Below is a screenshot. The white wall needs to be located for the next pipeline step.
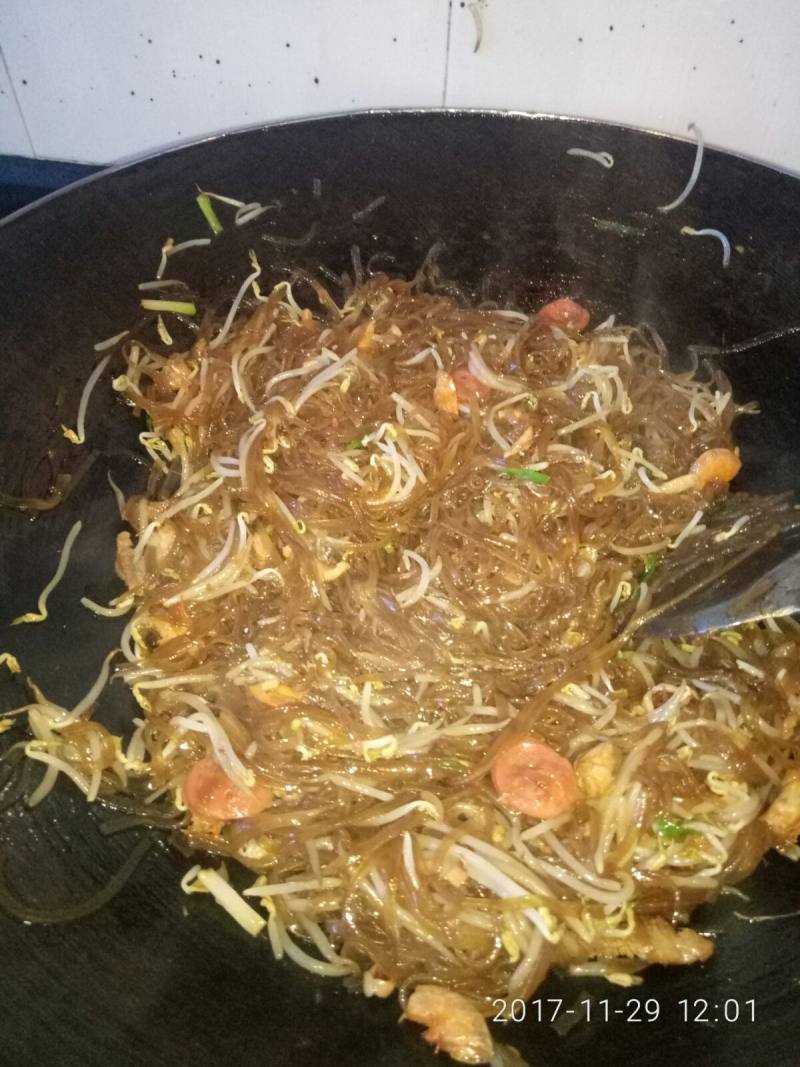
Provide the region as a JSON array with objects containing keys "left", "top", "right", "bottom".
[{"left": 1, "top": 0, "right": 798, "bottom": 171}]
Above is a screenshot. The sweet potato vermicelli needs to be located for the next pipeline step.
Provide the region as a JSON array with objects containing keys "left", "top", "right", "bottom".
[{"left": 7, "top": 261, "right": 800, "bottom": 1064}]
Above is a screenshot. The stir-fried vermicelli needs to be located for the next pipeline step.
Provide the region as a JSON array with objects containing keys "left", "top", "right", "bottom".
[{"left": 12, "top": 269, "right": 800, "bottom": 1064}]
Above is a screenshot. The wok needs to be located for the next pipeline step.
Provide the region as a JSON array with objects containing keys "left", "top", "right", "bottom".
[{"left": 0, "top": 110, "right": 798, "bottom": 1067}]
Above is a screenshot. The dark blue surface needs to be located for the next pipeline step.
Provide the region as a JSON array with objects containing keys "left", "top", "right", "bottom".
[{"left": 0, "top": 154, "right": 100, "bottom": 218}]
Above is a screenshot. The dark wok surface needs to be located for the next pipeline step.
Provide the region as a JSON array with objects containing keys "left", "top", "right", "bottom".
[{"left": 0, "top": 110, "right": 799, "bottom": 1067}]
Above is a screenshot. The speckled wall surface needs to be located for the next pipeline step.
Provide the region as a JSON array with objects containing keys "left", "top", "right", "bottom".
[{"left": 0, "top": 0, "right": 798, "bottom": 170}]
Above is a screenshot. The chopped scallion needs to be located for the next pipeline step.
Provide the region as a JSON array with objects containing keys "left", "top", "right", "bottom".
[
  {"left": 643, "top": 555, "right": 659, "bottom": 582},
  {"left": 140, "top": 299, "right": 197, "bottom": 316},
  {"left": 501, "top": 467, "right": 551, "bottom": 484},
  {"left": 196, "top": 192, "right": 224, "bottom": 235},
  {"left": 654, "top": 815, "right": 695, "bottom": 841}
]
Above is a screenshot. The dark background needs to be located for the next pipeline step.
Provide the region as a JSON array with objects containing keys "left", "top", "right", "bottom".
[{"left": 0, "top": 155, "right": 98, "bottom": 218}]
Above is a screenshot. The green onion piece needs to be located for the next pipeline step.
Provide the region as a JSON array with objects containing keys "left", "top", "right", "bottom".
[
  {"left": 140, "top": 299, "right": 197, "bottom": 316},
  {"left": 643, "top": 554, "right": 659, "bottom": 582},
  {"left": 438, "top": 756, "right": 469, "bottom": 772},
  {"left": 196, "top": 192, "right": 224, "bottom": 235},
  {"left": 346, "top": 432, "right": 368, "bottom": 449},
  {"left": 654, "top": 815, "right": 695, "bottom": 841},
  {"left": 502, "top": 467, "right": 551, "bottom": 484}
]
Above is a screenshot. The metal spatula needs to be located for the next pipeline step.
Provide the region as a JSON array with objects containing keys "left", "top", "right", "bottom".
[{"left": 621, "top": 493, "right": 800, "bottom": 639}]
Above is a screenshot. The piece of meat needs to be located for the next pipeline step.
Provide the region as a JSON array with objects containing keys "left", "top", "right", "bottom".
[
  {"left": 537, "top": 298, "right": 590, "bottom": 331},
  {"left": 183, "top": 757, "right": 272, "bottom": 821},
  {"left": 690, "top": 447, "right": 741, "bottom": 493},
  {"left": 115, "top": 530, "right": 140, "bottom": 588},
  {"left": 763, "top": 769, "right": 800, "bottom": 842},
  {"left": 491, "top": 736, "right": 579, "bottom": 818},
  {"left": 654, "top": 448, "right": 741, "bottom": 496},
  {"left": 405, "top": 986, "right": 493, "bottom": 1065},
  {"left": 553, "top": 916, "right": 714, "bottom": 967},
  {"left": 147, "top": 521, "right": 176, "bottom": 566}
]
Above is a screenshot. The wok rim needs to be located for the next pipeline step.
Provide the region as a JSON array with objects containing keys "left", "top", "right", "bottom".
[{"left": 2, "top": 106, "right": 798, "bottom": 233}]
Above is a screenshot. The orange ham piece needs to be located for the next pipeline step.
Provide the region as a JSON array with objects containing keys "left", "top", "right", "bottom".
[
  {"left": 653, "top": 447, "right": 742, "bottom": 496},
  {"left": 537, "top": 298, "right": 590, "bottom": 331},
  {"left": 690, "top": 447, "right": 741, "bottom": 488},
  {"left": 183, "top": 757, "right": 272, "bottom": 821},
  {"left": 491, "top": 737, "right": 579, "bottom": 818}
]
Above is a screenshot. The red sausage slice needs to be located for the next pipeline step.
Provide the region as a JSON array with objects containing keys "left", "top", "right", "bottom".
[
  {"left": 452, "top": 365, "right": 491, "bottom": 402},
  {"left": 491, "top": 737, "right": 579, "bottom": 819},
  {"left": 184, "top": 757, "right": 272, "bottom": 821},
  {"left": 537, "top": 298, "right": 590, "bottom": 332}
]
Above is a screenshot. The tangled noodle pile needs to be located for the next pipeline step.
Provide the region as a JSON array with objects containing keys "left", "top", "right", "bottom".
[{"left": 11, "top": 263, "right": 800, "bottom": 1064}]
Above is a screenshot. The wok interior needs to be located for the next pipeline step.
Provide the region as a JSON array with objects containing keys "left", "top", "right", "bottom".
[{"left": 1, "top": 113, "right": 799, "bottom": 1067}]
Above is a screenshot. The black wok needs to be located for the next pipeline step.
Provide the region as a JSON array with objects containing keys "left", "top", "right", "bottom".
[{"left": 0, "top": 111, "right": 798, "bottom": 1067}]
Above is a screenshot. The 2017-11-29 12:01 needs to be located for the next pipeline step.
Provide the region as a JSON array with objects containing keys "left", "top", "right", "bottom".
[{"left": 492, "top": 997, "right": 757, "bottom": 1024}]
